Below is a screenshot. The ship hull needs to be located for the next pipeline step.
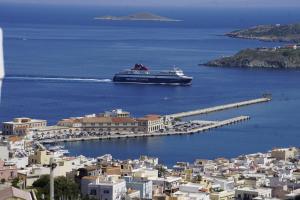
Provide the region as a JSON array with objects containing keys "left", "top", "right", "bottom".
[{"left": 113, "top": 76, "right": 192, "bottom": 85}]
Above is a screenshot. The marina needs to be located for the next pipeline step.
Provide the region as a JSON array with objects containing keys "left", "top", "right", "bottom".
[
  {"left": 1, "top": 5, "right": 300, "bottom": 200},
  {"left": 35, "top": 96, "right": 271, "bottom": 144},
  {"left": 40, "top": 115, "right": 250, "bottom": 144}
]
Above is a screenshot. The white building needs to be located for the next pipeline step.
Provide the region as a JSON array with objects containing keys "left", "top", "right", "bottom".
[
  {"left": 212, "top": 177, "right": 235, "bottom": 191},
  {"left": 104, "top": 109, "right": 130, "bottom": 118},
  {"left": 0, "top": 142, "right": 9, "bottom": 160},
  {"left": 150, "top": 176, "right": 182, "bottom": 193},
  {"left": 235, "top": 187, "right": 272, "bottom": 200},
  {"left": 132, "top": 168, "right": 158, "bottom": 179},
  {"left": 2, "top": 118, "right": 47, "bottom": 135},
  {"left": 173, "top": 189, "right": 210, "bottom": 200},
  {"left": 9, "top": 157, "right": 28, "bottom": 169},
  {"left": 179, "top": 182, "right": 203, "bottom": 193},
  {"left": 85, "top": 176, "right": 127, "bottom": 200},
  {"left": 125, "top": 176, "right": 153, "bottom": 199}
]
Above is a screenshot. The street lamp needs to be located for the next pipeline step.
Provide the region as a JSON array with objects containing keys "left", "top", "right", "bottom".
[{"left": 50, "top": 158, "right": 57, "bottom": 200}]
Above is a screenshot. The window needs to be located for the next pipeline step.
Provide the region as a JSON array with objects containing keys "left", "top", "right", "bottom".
[
  {"left": 103, "top": 190, "right": 110, "bottom": 194},
  {"left": 90, "top": 189, "right": 97, "bottom": 195}
]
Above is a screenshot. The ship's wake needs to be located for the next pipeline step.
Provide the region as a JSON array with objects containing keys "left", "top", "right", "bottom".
[{"left": 5, "top": 75, "right": 112, "bottom": 83}]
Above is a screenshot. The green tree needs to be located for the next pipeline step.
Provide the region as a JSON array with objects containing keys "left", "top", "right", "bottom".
[
  {"left": 194, "top": 175, "right": 202, "bottom": 182},
  {"left": 32, "top": 175, "right": 80, "bottom": 200},
  {"left": 32, "top": 175, "right": 49, "bottom": 188},
  {"left": 11, "top": 177, "right": 20, "bottom": 188}
]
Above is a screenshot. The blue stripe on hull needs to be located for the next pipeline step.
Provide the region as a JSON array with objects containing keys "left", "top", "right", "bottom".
[{"left": 113, "top": 76, "right": 192, "bottom": 85}]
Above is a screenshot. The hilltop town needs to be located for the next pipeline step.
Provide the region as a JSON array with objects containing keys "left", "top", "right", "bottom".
[
  {"left": 0, "top": 106, "right": 300, "bottom": 199},
  {"left": 0, "top": 133, "right": 299, "bottom": 199}
]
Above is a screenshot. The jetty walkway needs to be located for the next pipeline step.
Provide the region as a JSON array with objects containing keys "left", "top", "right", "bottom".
[
  {"left": 166, "top": 97, "right": 271, "bottom": 119},
  {"left": 40, "top": 115, "right": 250, "bottom": 144}
]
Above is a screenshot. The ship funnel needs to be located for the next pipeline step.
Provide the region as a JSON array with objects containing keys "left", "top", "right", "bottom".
[{"left": 0, "top": 28, "right": 4, "bottom": 102}]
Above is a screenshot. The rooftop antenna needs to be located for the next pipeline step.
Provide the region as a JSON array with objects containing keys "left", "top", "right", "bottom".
[{"left": 0, "top": 28, "right": 4, "bottom": 103}]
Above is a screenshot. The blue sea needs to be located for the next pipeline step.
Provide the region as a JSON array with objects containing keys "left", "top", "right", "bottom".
[{"left": 1, "top": 4, "right": 300, "bottom": 166}]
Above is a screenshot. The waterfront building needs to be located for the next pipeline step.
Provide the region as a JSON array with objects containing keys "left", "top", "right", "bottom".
[
  {"left": 2, "top": 118, "right": 47, "bottom": 135},
  {"left": 30, "top": 125, "right": 75, "bottom": 139},
  {"left": 104, "top": 109, "right": 130, "bottom": 118},
  {"left": 137, "top": 114, "right": 164, "bottom": 133},
  {"left": 82, "top": 116, "right": 139, "bottom": 133},
  {"left": 58, "top": 116, "right": 139, "bottom": 133},
  {"left": 57, "top": 117, "right": 82, "bottom": 129},
  {"left": 57, "top": 113, "right": 163, "bottom": 134}
]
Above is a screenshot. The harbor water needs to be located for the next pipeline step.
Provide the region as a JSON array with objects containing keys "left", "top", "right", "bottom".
[{"left": 0, "top": 4, "right": 300, "bottom": 165}]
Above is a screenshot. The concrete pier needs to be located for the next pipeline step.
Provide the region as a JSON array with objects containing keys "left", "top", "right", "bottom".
[
  {"left": 40, "top": 115, "right": 250, "bottom": 144},
  {"left": 166, "top": 97, "right": 271, "bottom": 119}
]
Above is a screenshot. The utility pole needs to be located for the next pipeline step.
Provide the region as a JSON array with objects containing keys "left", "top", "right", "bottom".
[{"left": 50, "top": 157, "right": 57, "bottom": 200}]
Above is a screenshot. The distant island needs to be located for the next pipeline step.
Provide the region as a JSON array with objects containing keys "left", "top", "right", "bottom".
[
  {"left": 226, "top": 23, "right": 300, "bottom": 42},
  {"left": 205, "top": 45, "right": 300, "bottom": 68},
  {"left": 94, "top": 12, "right": 182, "bottom": 22}
]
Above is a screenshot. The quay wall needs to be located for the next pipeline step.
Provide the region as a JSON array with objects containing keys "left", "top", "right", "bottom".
[
  {"left": 40, "top": 115, "right": 250, "bottom": 144},
  {"left": 166, "top": 97, "right": 271, "bottom": 119}
]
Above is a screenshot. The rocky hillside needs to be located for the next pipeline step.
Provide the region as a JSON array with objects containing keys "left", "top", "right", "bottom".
[
  {"left": 226, "top": 23, "right": 300, "bottom": 42},
  {"left": 205, "top": 47, "right": 300, "bottom": 68}
]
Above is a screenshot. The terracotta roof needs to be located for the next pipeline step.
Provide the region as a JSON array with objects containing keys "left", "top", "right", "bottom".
[
  {"left": 82, "top": 117, "right": 112, "bottom": 123},
  {"left": 85, "top": 165, "right": 99, "bottom": 171},
  {"left": 8, "top": 136, "right": 23, "bottom": 143},
  {"left": 111, "top": 117, "right": 137, "bottom": 123},
  {"left": 138, "top": 114, "right": 161, "bottom": 121},
  {"left": 82, "top": 176, "right": 99, "bottom": 180},
  {"left": 59, "top": 118, "right": 81, "bottom": 123},
  {"left": 0, "top": 186, "right": 32, "bottom": 200}
]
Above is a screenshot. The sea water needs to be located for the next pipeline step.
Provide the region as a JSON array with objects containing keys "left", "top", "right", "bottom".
[{"left": 0, "top": 4, "right": 300, "bottom": 165}]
